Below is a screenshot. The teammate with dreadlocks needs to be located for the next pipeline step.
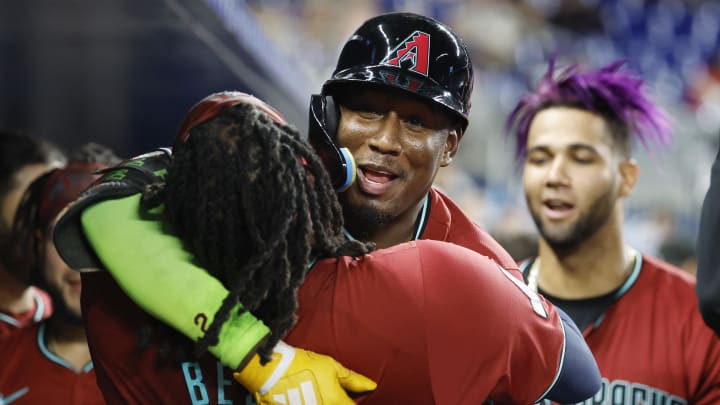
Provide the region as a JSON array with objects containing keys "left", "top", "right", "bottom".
[
  {"left": 56, "top": 92, "right": 600, "bottom": 404},
  {"left": 57, "top": 93, "right": 378, "bottom": 404},
  {"left": 0, "top": 131, "right": 65, "bottom": 337},
  {"left": 506, "top": 59, "right": 720, "bottom": 403},
  {"left": 140, "top": 101, "right": 372, "bottom": 358},
  {"left": 0, "top": 144, "right": 118, "bottom": 404}
]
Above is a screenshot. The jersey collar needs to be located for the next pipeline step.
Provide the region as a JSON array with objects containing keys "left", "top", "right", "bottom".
[
  {"left": 520, "top": 251, "right": 644, "bottom": 330},
  {"left": 520, "top": 250, "right": 643, "bottom": 299},
  {"left": 31, "top": 289, "right": 46, "bottom": 322},
  {"left": 0, "top": 289, "right": 47, "bottom": 327},
  {"left": 37, "top": 322, "right": 94, "bottom": 373}
]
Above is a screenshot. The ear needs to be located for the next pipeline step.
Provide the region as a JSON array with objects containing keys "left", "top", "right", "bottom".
[
  {"left": 618, "top": 158, "right": 639, "bottom": 197},
  {"left": 440, "top": 127, "right": 460, "bottom": 167}
]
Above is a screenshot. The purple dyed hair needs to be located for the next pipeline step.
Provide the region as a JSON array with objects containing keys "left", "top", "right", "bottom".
[{"left": 505, "top": 58, "right": 672, "bottom": 161}]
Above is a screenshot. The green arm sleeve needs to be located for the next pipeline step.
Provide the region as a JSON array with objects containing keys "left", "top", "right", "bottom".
[{"left": 80, "top": 194, "right": 270, "bottom": 369}]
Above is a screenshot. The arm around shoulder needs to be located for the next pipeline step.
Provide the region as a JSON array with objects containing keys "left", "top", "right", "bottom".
[
  {"left": 77, "top": 192, "right": 376, "bottom": 404},
  {"left": 541, "top": 307, "right": 601, "bottom": 403},
  {"left": 417, "top": 241, "right": 599, "bottom": 404}
]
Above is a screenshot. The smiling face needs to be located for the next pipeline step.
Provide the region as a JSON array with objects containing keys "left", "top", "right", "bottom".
[
  {"left": 523, "top": 106, "right": 636, "bottom": 250},
  {"left": 335, "top": 85, "right": 459, "bottom": 230}
]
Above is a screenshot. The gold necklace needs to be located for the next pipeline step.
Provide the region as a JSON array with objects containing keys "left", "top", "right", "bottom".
[
  {"left": 527, "top": 247, "right": 638, "bottom": 293},
  {"left": 527, "top": 259, "right": 541, "bottom": 293}
]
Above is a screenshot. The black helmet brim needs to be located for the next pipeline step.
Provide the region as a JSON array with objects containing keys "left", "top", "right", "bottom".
[{"left": 323, "top": 66, "right": 469, "bottom": 130}]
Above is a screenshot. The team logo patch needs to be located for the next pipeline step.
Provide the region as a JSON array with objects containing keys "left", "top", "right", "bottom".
[{"left": 381, "top": 31, "right": 431, "bottom": 76}]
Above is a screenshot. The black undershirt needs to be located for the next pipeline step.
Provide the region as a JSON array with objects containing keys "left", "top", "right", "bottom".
[
  {"left": 538, "top": 287, "right": 621, "bottom": 332},
  {"left": 523, "top": 258, "right": 622, "bottom": 331}
]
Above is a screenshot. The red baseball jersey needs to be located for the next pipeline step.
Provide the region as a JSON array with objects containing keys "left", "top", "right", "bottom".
[
  {"left": 528, "top": 254, "right": 720, "bottom": 405},
  {"left": 375, "top": 187, "right": 521, "bottom": 279},
  {"left": 0, "top": 322, "right": 103, "bottom": 404},
  {"left": 81, "top": 240, "right": 566, "bottom": 404},
  {"left": 0, "top": 287, "right": 53, "bottom": 338}
]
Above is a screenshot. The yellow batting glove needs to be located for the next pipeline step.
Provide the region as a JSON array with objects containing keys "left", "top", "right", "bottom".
[{"left": 234, "top": 341, "right": 376, "bottom": 405}]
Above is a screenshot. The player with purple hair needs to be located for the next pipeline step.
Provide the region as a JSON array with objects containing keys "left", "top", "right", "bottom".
[
  {"left": 506, "top": 59, "right": 720, "bottom": 403},
  {"left": 508, "top": 59, "right": 672, "bottom": 162}
]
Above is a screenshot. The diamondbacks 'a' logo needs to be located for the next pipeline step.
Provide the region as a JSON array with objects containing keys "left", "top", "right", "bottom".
[{"left": 381, "top": 31, "right": 431, "bottom": 76}]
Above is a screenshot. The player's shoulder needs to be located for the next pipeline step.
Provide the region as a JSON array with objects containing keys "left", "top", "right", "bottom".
[
  {"left": 0, "top": 322, "right": 38, "bottom": 349},
  {"left": 359, "top": 239, "right": 494, "bottom": 268},
  {"left": 636, "top": 254, "right": 699, "bottom": 314},
  {"left": 640, "top": 254, "right": 720, "bottom": 338},
  {"left": 640, "top": 254, "right": 695, "bottom": 290},
  {"left": 414, "top": 238, "right": 483, "bottom": 254},
  {"left": 429, "top": 188, "right": 519, "bottom": 268},
  {"left": 428, "top": 187, "right": 471, "bottom": 225},
  {"left": 413, "top": 239, "right": 502, "bottom": 278}
]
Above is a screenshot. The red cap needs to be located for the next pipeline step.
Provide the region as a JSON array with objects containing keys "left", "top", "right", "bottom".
[
  {"left": 174, "top": 91, "right": 287, "bottom": 146},
  {"left": 37, "top": 161, "right": 105, "bottom": 229}
]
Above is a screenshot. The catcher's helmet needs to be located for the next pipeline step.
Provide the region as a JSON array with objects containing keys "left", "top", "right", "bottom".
[{"left": 309, "top": 12, "right": 473, "bottom": 191}]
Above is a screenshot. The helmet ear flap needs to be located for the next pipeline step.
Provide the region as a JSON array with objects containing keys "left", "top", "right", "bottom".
[
  {"left": 322, "top": 95, "right": 339, "bottom": 139},
  {"left": 308, "top": 94, "right": 356, "bottom": 192}
]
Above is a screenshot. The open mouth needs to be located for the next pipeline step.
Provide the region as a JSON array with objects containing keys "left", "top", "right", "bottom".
[
  {"left": 357, "top": 165, "right": 399, "bottom": 196},
  {"left": 542, "top": 199, "right": 574, "bottom": 220}
]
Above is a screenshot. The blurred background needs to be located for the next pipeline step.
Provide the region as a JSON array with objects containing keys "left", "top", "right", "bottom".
[{"left": 2, "top": 0, "right": 717, "bottom": 273}]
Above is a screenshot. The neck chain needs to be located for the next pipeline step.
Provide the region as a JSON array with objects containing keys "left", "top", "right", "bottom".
[
  {"left": 527, "top": 247, "right": 638, "bottom": 293},
  {"left": 527, "top": 259, "right": 541, "bottom": 293}
]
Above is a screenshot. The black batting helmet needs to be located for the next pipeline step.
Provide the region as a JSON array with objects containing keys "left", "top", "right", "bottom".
[{"left": 326, "top": 12, "right": 473, "bottom": 127}]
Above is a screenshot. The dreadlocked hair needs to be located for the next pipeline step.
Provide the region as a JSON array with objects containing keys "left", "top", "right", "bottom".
[{"left": 141, "top": 103, "right": 373, "bottom": 361}]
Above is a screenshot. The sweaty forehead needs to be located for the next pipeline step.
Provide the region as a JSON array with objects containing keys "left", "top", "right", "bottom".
[{"left": 527, "top": 107, "right": 614, "bottom": 150}]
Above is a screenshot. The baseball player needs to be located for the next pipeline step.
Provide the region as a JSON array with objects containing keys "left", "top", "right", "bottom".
[
  {"left": 0, "top": 159, "right": 106, "bottom": 404},
  {"left": 0, "top": 132, "right": 64, "bottom": 337},
  {"left": 56, "top": 95, "right": 600, "bottom": 404},
  {"left": 56, "top": 93, "right": 379, "bottom": 405},
  {"left": 306, "top": 12, "right": 521, "bottom": 280},
  {"left": 506, "top": 59, "right": 720, "bottom": 404}
]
